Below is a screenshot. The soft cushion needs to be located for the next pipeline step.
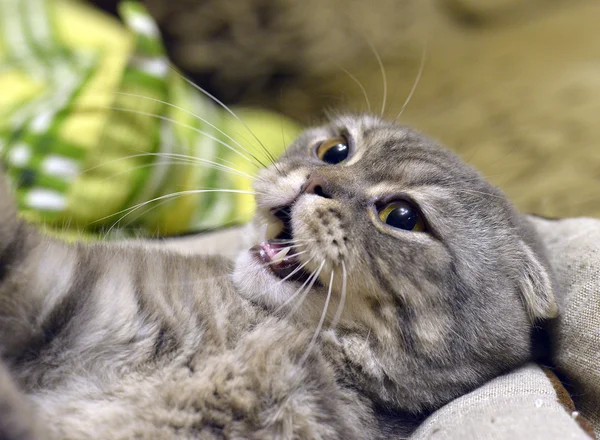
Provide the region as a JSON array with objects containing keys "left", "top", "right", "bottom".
[
  {"left": 409, "top": 364, "right": 591, "bottom": 440},
  {"left": 534, "top": 217, "right": 600, "bottom": 438}
]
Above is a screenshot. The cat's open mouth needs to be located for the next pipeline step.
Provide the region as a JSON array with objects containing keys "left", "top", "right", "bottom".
[{"left": 252, "top": 206, "right": 313, "bottom": 283}]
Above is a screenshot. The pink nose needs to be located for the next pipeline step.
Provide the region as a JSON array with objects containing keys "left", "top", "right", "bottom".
[{"left": 302, "top": 174, "right": 332, "bottom": 199}]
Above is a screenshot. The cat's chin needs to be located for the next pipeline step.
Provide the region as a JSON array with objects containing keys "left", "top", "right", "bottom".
[{"left": 232, "top": 248, "right": 310, "bottom": 309}]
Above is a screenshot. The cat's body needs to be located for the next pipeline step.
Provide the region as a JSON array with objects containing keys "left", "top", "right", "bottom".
[
  {"left": 0, "top": 234, "right": 375, "bottom": 439},
  {"left": 0, "top": 115, "right": 558, "bottom": 439}
]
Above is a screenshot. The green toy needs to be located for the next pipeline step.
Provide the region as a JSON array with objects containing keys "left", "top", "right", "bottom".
[{"left": 0, "top": 0, "right": 300, "bottom": 238}]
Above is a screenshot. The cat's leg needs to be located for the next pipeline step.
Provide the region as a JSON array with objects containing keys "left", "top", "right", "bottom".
[
  {"left": 0, "top": 359, "right": 45, "bottom": 440},
  {"left": 0, "top": 173, "right": 50, "bottom": 360},
  {"left": 0, "top": 171, "right": 242, "bottom": 387}
]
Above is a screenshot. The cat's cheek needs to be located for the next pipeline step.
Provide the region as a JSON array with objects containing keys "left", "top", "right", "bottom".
[
  {"left": 253, "top": 168, "right": 308, "bottom": 211},
  {"left": 232, "top": 250, "right": 296, "bottom": 308}
]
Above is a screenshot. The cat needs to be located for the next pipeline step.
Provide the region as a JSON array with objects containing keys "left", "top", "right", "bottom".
[{"left": 0, "top": 114, "right": 558, "bottom": 439}]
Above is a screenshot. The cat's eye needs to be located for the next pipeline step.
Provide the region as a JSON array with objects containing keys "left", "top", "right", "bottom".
[
  {"left": 378, "top": 200, "right": 425, "bottom": 232},
  {"left": 315, "top": 136, "right": 349, "bottom": 164}
]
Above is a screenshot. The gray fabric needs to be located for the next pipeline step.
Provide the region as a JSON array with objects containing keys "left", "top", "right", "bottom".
[
  {"left": 534, "top": 217, "right": 600, "bottom": 438},
  {"left": 410, "top": 364, "right": 588, "bottom": 440}
]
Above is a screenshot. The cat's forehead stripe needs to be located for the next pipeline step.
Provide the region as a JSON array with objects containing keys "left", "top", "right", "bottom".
[
  {"left": 351, "top": 150, "right": 463, "bottom": 189},
  {"left": 344, "top": 146, "right": 366, "bottom": 166},
  {"left": 366, "top": 183, "right": 455, "bottom": 201}
]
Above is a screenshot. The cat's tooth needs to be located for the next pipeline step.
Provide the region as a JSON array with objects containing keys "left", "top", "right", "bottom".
[
  {"left": 266, "top": 220, "right": 283, "bottom": 240},
  {"left": 272, "top": 246, "right": 291, "bottom": 264}
]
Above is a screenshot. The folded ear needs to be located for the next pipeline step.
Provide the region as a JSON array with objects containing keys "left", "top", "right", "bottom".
[{"left": 518, "top": 241, "right": 559, "bottom": 322}]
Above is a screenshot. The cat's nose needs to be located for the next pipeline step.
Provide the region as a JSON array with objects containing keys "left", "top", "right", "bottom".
[{"left": 302, "top": 174, "right": 332, "bottom": 199}]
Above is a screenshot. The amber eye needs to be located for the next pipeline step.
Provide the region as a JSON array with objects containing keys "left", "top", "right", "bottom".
[
  {"left": 378, "top": 200, "right": 425, "bottom": 232},
  {"left": 315, "top": 136, "right": 349, "bottom": 164}
]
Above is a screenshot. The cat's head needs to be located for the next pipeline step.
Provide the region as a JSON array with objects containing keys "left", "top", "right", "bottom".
[{"left": 233, "top": 114, "right": 558, "bottom": 414}]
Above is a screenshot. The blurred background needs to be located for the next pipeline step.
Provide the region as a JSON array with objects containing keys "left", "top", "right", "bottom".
[{"left": 90, "top": 0, "right": 600, "bottom": 219}]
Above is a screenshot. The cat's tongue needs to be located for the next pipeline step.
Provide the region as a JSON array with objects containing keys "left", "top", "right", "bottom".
[{"left": 254, "top": 241, "right": 300, "bottom": 280}]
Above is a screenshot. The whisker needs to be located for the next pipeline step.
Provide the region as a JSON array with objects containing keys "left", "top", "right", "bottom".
[
  {"left": 173, "top": 217, "right": 256, "bottom": 248},
  {"left": 258, "top": 235, "right": 318, "bottom": 245},
  {"left": 299, "top": 268, "right": 334, "bottom": 365},
  {"left": 80, "top": 151, "right": 269, "bottom": 195},
  {"left": 394, "top": 38, "right": 428, "bottom": 123},
  {"left": 98, "top": 188, "right": 259, "bottom": 238},
  {"left": 274, "top": 259, "right": 318, "bottom": 313},
  {"left": 279, "top": 260, "right": 324, "bottom": 317},
  {"left": 113, "top": 196, "right": 176, "bottom": 233},
  {"left": 286, "top": 261, "right": 325, "bottom": 318},
  {"left": 170, "top": 67, "right": 281, "bottom": 171},
  {"left": 278, "top": 250, "right": 310, "bottom": 260},
  {"left": 100, "top": 105, "right": 263, "bottom": 169},
  {"left": 336, "top": 64, "right": 372, "bottom": 114},
  {"left": 249, "top": 249, "right": 309, "bottom": 264},
  {"left": 90, "top": 157, "right": 255, "bottom": 183},
  {"left": 113, "top": 189, "right": 260, "bottom": 221},
  {"left": 113, "top": 91, "right": 271, "bottom": 169},
  {"left": 330, "top": 261, "right": 347, "bottom": 330},
  {"left": 79, "top": 152, "right": 206, "bottom": 175},
  {"left": 276, "top": 258, "right": 314, "bottom": 285},
  {"left": 108, "top": 190, "right": 257, "bottom": 236},
  {"left": 365, "top": 39, "right": 387, "bottom": 117}
]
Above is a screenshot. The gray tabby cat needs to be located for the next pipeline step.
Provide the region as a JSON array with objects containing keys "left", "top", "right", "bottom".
[{"left": 0, "top": 114, "right": 558, "bottom": 440}]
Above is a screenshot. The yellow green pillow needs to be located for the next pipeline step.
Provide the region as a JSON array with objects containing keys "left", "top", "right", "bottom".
[{"left": 0, "top": 0, "right": 299, "bottom": 238}]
